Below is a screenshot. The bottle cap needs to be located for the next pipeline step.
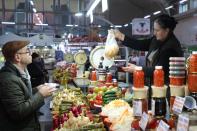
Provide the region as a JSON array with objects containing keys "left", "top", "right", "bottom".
[
  {"left": 192, "top": 51, "right": 197, "bottom": 54},
  {"left": 135, "top": 66, "right": 142, "bottom": 70},
  {"left": 155, "top": 66, "right": 163, "bottom": 69}
]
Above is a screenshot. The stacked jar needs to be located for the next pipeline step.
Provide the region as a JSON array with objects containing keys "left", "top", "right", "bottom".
[
  {"left": 187, "top": 51, "right": 197, "bottom": 102},
  {"left": 131, "top": 66, "right": 148, "bottom": 130},
  {"left": 149, "top": 66, "right": 168, "bottom": 130},
  {"left": 169, "top": 57, "right": 186, "bottom": 114}
]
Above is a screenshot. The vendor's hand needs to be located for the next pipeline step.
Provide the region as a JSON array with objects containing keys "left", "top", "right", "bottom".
[
  {"left": 38, "top": 85, "right": 55, "bottom": 97},
  {"left": 113, "top": 29, "right": 125, "bottom": 41},
  {"left": 122, "top": 63, "right": 137, "bottom": 73}
]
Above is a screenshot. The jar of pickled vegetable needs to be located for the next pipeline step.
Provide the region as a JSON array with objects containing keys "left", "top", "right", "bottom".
[
  {"left": 133, "top": 66, "right": 144, "bottom": 88},
  {"left": 154, "top": 66, "right": 164, "bottom": 87}
]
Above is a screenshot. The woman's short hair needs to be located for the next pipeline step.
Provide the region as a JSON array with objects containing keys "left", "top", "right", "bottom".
[{"left": 154, "top": 14, "right": 178, "bottom": 31}]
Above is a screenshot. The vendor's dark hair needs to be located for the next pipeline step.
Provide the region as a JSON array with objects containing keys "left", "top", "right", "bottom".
[{"left": 154, "top": 14, "right": 178, "bottom": 31}]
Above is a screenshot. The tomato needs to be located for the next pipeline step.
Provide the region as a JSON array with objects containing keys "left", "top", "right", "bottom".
[{"left": 96, "top": 94, "right": 103, "bottom": 101}]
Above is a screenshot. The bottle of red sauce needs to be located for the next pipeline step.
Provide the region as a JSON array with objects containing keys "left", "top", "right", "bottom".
[
  {"left": 133, "top": 66, "right": 144, "bottom": 88},
  {"left": 154, "top": 66, "right": 164, "bottom": 87}
]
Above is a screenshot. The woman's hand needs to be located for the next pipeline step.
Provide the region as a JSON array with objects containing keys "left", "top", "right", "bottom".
[
  {"left": 122, "top": 63, "right": 137, "bottom": 73},
  {"left": 113, "top": 29, "right": 125, "bottom": 41}
]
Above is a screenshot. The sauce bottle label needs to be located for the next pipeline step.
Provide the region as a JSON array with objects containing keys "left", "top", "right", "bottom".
[
  {"left": 156, "top": 120, "right": 170, "bottom": 131},
  {"left": 151, "top": 99, "right": 155, "bottom": 116},
  {"left": 172, "top": 96, "right": 185, "bottom": 115},
  {"left": 177, "top": 114, "right": 189, "bottom": 131},
  {"left": 133, "top": 100, "right": 142, "bottom": 116},
  {"left": 139, "top": 112, "right": 149, "bottom": 130}
]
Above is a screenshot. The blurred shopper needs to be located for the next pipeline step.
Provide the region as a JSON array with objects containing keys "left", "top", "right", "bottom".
[
  {"left": 114, "top": 14, "right": 183, "bottom": 85},
  {"left": 0, "top": 41, "right": 54, "bottom": 131},
  {"left": 28, "top": 53, "right": 48, "bottom": 87}
]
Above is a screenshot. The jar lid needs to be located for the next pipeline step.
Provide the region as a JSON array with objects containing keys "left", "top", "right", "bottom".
[
  {"left": 169, "top": 66, "right": 185, "bottom": 70},
  {"left": 192, "top": 51, "right": 197, "bottom": 54},
  {"left": 169, "top": 71, "right": 185, "bottom": 74},
  {"left": 169, "top": 57, "right": 185, "bottom": 61},
  {"left": 155, "top": 66, "right": 163, "bottom": 69},
  {"left": 135, "top": 66, "right": 142, "bottom": 70},
  {"left": 169, "top": 62, "right": 185, "bottom": 65}
]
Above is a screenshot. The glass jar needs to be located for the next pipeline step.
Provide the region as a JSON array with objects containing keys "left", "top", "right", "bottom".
[
  {"left": 106, "top": 72, "right": 112, "bottom": 83},
  {"left": 168, "top": 114, "right": 177, "bottom": 130},
  {"left": 131, "top": 117, "right": 141, "bottom": 130},
  {"left": 152, "top": 97, "right": 166, "bottom": 117},
  {"left": 90, "top": 71, "right": 97, "bottom": 81},
  {"left": 188, "top": 73, "right": 197, "bottom": 93},
  {"left": 133, "top": 66, "right": 144, "bottom": 88},
  {"left": 147, "top": 116, "right": 167, "bottom": 130},
  {"left": 188, "top": 51, "right": 197, "bottom": 73},
  {"left": 154, "top": 66, "right": 164, "bottom": 87},
  {"left": 112, "top": 79, "right": 118, "bottom": 87},
  {"left": 170, "top": 96, "right": 175, "bottom": 113}
]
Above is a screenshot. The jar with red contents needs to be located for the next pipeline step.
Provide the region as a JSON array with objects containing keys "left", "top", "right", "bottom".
[
  {"left": 168, "top": 114, "right": 178, "bottom": 130},
  {"left": 133, "top": 99, "right": 148, "bottom": 117},
  {"left": 188, "top": 73, "right": 197, "bottom": 93},
  {"left": 147, "top": 116, "right": 168, "bottom": 129},
  {"left": 188, "top": 51, "right": 197, "bottom": 73},
  {"left": 170, "top": 96, "right": 175, "bottom": 113},
  {"left": 133, "top": 66, "right": 144, "bottom": 88},
  {"left": 106, "top": 72, "right": 112, "bottom": 83},
  {"left": 90, "top": 70, "right": 97, "bottom": 81},
  {"left": 154, "top": 66, "right": 164, "bottom": 87},
  {"left": 131, "top": 117, "right": 141, "bottom": 130}
]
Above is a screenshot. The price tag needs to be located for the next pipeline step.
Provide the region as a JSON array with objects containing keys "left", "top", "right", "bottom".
[
  {"left": 177, "top": 114, "right": 189, "bottom": 131},
  {"left": 139, "top": 112, "right": 149, "bottom": 130},
  {"left": 156, "top": 120, "right": 170, "bottom": 131},
  {"left": 172, "top": 96, "right": 185, "bottom": 114},
  {"left": 151, "top": 99, "right": 155, "bottom": 116},
  {"left": 133, "top": 100, "right": 142, "bottom": 116}
]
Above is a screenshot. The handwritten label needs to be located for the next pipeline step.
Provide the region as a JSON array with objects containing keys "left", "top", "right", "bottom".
[
  {"left": 156, "top": 120, "right": 170, "bottom": 131},
  {"left": 139, "top": 112, "right": 149, "bottom": 130},
  {"left": 151, "top": 99, "right": 155, "bottom": 116},
  {"left": 177, "top": 114, "right": 189, "bottom": 131},
  {"left": 172, "top": 96, "right": 185, "bottom": 114},
  {"left": 133, "top": 100, "right": 142, "bottom": 116}
]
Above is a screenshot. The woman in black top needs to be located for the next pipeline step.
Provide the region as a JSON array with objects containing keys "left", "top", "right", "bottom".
[{"left": 114, "top": 14, "right": 183, "bottom": 85}]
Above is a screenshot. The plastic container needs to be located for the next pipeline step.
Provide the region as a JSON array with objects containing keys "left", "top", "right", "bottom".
[
  {"left": 169, "top": 76, "right": 185, "bottom": 86},
  {"left": 169, "top": 57, "right": 185, "bottom": 62},
  {"left": 133, "top": 66, "right": 144, "bottom": 88},
  {"left": 188, "top": 73, "right": 197, "bottom": 93},
  {"left": 154, "top": 66, "right": 164, "bottom": 87}
]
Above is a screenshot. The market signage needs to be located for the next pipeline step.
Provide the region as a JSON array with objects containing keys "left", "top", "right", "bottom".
[{"left": 132, "top": 18, "right": 150, "bottom": 35}]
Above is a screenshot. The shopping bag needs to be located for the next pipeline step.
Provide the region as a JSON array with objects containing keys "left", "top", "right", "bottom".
[{"left": 105, "top": 29, "right": 119, "bottom": 59}]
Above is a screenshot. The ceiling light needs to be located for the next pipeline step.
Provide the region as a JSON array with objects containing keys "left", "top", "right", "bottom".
[
  {"left": 1, "top": 21, "right": 15, "bottom": 25},
  {"left": 165, "top": 5, "right": 173, "bottom": 10},
  {"left": 115, "top": 25, "right": 122, "bottom": 28},
  {"left": 130, "top": 22, "right": 132, "bottom": 25},
  {"left": 110, "top": 25, "right": 114, "bottom": 28},
  {"left": 75, "top": 12, "right": 83, "bottom": 17},
  {"left": 30, "top": 0, "right": 34, "bottom": 6},
  {"left": 33, "top": 8, "right": 37, "bottom": 13},
  {"left": 90, "top": 11, "right": 93, "bottom": 23},
  {"left": 98, "top": 25, "right": 101, "bottom": 27},
  {"left": 179, "top": 0, "right": 187, "bottom": 4},
  {"left": 144, "top": 15, "right": 150, "bottom": 19},
  {"left": 124, "top": 24, "right": 128, "bottom": 27},
  {"left": 66, "top": 24, "right": 74, "bottom": 27},
  {"left": 74, "top": 25, "right": 78, "bottom": 27},
  {"left": 35, "top": 23, "right": 48, "bottom": 26},
  {"left": 87, "top": 0, "right": 101, "bottom": 16},
  {"left": 153, "top": 11, "right": 161, "bottom": 15},
  {"left": 102, "top": 0, "right": 108, "bottom": 12}
]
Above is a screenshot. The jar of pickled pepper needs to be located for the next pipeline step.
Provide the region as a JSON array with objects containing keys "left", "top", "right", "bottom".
[
  {"left": 154, "top": 66, "right": 164, "bottom": 87},
  {"left": 133, "top": 66, "right": 144, "bottom": 88}
]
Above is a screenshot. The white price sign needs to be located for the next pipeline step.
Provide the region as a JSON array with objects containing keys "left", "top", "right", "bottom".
[
  {"left": 151, "top": 99, "right": 155, "bottom": 116},
  {"left": 133, "top": 100, "right": 142, "bottom": 116},
  {"left": 177, "top": 114, "right": 189, "bottom": 131},
  {"left": 156, "top": 120, "right": 170, "bottom": 131},
  {"left": 172, "top": 96, "right": 185, "bottom": 114},
  {"left": 132, "top": 18, "right": 150, "bottom": 35},
  {"left": 139, "top": 112, "right": 149, "bottom": 130}
]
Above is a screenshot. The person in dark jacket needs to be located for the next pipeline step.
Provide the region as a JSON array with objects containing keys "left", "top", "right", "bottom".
[
  {"left": 28, "top": 53, "right": 48, "bottom": 88},
  {"left": 114, "top": 14, "right": 183, "bottom": 85},
  {"left": 0, "top": 41, "right": 54, "bottom": 131},
  {"left": 114, "top": 14, "right": 183, "bottom": 107}
]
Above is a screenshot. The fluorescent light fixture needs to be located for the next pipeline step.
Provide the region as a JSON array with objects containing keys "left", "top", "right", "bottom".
[
  {"left": 179, "top": 0, "right": 187, "bottom": 4},
  {"left": 86, "top": 0, "right": 101, "bottom": 16},
  {"left": 153, "top": 11, "right": 161, "bottom": 15},
  {"left": 130, "top": 22, "right": 132, "bottom": 25},
  {"left": 66, "top": 24, "right": 74, "bottom": 27},
  {"left": 124, "top": 24, "right": 128, "bottom": 27},
  {"left": 90, "top": 11, "right": 93, "bottom": 23},
  {"left": 98, "top": 25, "right": 101, "bottom": 27},
  {"left": 1, "top": 21, "right": 15, "bottom": 25},
  {"left": 102, "top": 0, "right": 108, "bottom": 12},
  {"left": 75, "top": 12, "right": 83, "bottom": 17},
  {"left": 115, "top": 25, "right": 122, "bottom": 28},
  {"left": 35, "top": 23, "right": 48, "bottom": 26},
  {"left": 144, "top": 15, "right": 150, "bottom": 19},
  {"left": 33, "top": 8, "right": 37, "bottom": 13},
  {"left": 110, "top": 25, "right": 114, "bottom": 28},
  {"left": 30, "top": 0, "right": 34, "bottom": 6},
  {"left": 74, "top": 25, "right": 78, "bottom": 27},
  {"left": 165, "top": 5, "right": 173, "bottom": 10}
]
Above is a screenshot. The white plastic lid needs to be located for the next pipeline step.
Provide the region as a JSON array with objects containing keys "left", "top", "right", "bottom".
[
  {"left": 192, "top": 51, "right": 197, "bottom": 54},
  {"left": 169, "top": 57, "right": 185, "bottom": 61},
  {"left": 155, "top": 66, "right": 163, "bottom": 69},
  {"left": 135, "top": 66, "right": 142, "bottom": 70}
]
